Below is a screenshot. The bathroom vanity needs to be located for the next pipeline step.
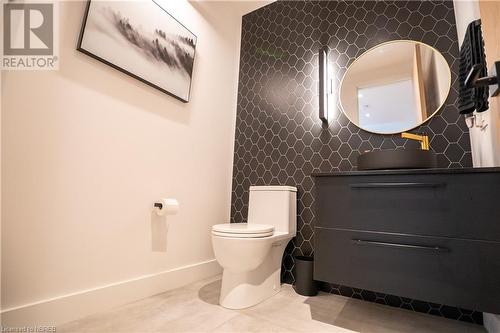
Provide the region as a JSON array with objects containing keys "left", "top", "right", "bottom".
[{"left": 313, "top": 167, "right": 500, "bottom": 314}]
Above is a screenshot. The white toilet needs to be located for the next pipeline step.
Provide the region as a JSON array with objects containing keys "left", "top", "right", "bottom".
[{"left": 211, "top": 186, "right": 297, "bottom": 309}]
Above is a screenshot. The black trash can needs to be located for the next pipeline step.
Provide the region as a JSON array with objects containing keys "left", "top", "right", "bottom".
[{"left": 293, "top": 256, "right": 318, "bottom": 296}]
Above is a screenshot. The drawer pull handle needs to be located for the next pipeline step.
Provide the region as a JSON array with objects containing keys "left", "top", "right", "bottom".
[
  {"left": 352, "top": 239, "right": 449, "bottom": 252},
  {"left": 350, "top": 182, "right": 445, "bottom": 189}
]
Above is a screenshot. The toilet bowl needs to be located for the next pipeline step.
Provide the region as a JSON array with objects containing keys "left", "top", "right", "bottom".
[{"left": 211, "top": 186, "right": 297, "bottom": 309}]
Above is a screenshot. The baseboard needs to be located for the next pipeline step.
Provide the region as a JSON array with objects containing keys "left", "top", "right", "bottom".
[
  {"left": 484, "top": 313, "right": 500, "bottom": 333},
  {"left": 1, "top": 259, "right": 222, "bottom": 327}
]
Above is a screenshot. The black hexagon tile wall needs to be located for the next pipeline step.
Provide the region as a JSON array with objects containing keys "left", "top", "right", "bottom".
[{"left": 230, "top": 0, "right": 479, "bottom": 325}]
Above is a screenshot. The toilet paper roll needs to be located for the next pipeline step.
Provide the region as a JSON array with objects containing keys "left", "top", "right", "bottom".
[{"left": 154, "top": 198, "right": 180, "bottom": 216}]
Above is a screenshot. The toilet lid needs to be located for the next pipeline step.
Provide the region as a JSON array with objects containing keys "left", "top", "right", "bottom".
[{"left": 212, "top": 223, "right": 274, "bottom": 238}]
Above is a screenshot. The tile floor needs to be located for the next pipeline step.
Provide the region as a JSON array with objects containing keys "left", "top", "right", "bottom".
[{"left": 60, "top": 276, "right": 485, "bottom": 333}]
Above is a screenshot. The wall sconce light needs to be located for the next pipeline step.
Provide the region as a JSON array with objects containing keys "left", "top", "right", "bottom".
[{"left": 319, "top": 47, "right": 328, "bottom": 123}]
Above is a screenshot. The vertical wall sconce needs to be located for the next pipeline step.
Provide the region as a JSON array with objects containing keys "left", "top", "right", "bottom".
[{"left": 319, "top": 47, "right": 328, "bottom": 123}]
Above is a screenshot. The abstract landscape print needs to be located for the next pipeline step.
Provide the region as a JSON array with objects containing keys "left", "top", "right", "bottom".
[{"left": 78, "top": 0, "right": 197, "bottom": 102}]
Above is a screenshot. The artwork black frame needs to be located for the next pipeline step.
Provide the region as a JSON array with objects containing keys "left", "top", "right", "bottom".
[{"left": 77, "top": 0, "right": 197, "bottom": 103}]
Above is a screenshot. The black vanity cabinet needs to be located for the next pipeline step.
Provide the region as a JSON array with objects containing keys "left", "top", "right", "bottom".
[{"left": 313, "top": 167, "right": 500, "bottom": 314}]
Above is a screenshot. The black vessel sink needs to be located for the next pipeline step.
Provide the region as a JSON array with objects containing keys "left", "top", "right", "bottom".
[{"left": 357, "top": 149, "right": 438, "bottom": 171}]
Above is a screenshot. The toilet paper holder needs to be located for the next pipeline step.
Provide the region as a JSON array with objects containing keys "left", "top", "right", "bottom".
[{"left": 153, "top": 198, "right": 180, "bottom": 216}]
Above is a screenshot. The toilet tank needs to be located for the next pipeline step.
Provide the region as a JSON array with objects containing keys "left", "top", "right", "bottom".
[{"left": 247, "top": 186, "right": 297, "bottom": 236}]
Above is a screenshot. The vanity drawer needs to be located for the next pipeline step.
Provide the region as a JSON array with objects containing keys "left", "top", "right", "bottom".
[
  {"left": 314, "top": 227, "right": 500, "bottom": 314},
  {"left": 315, "top": 173, "right": 500, "bottom": 241}
]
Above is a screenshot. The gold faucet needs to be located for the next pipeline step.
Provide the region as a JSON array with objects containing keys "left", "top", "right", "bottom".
[{"left": 401, "top": 132, "right": 430, "bottom": 151}]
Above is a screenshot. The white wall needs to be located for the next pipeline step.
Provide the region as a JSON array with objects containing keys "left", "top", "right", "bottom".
[
  {"left": 1, "top": 0, "right": 268, "bottom": 326},
  {"left": 454, "top": 0, "right": 481, "bottom": 46},
  {"left": 454, "top": 0, "right": 500, "bottom": 167}
]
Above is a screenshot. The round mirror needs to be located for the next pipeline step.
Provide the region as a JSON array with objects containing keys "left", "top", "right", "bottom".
[{"left": 339, "top": 40, "right": 451, "bottom": 134}]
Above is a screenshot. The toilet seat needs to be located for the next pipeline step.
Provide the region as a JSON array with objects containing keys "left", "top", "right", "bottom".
[{"left": 212, "top": 223, "right": 274, "bottom": 238}]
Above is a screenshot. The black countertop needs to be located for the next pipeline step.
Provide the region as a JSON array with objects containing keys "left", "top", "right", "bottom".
[{"left": 312, "top": 167, "right": 500, "bottom": 177}]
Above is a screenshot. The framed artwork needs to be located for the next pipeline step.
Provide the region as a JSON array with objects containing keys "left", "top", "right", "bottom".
[{"left": 77, "top": 0, "right": 197, "bottom": 102}]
